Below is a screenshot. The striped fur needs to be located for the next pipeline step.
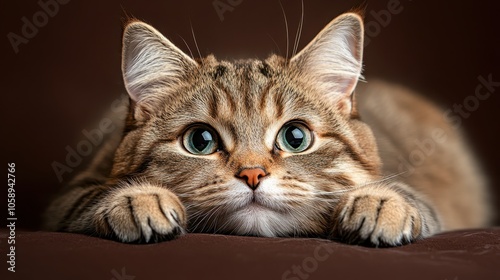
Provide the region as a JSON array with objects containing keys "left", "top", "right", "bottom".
[{"left": 44, "top": 13, "right": 491, "bottom": 246}]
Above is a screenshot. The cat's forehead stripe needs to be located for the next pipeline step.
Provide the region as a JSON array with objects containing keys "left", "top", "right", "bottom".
[
  {"left": 211, "top": 60, "right": 273, "bottom": 79},
  {"left": 212, "top": 65, "right": 226, "bottom": 80},
  {"left": 259, "top": 62, "right": 272, "bottom": 78}
]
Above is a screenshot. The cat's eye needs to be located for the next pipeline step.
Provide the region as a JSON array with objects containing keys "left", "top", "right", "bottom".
[
  {"left": 276, "top": 122, "right": 313, "bottom": 153},
  {"left": 182, "top": 125, "right": 219, "bottom": 155}
]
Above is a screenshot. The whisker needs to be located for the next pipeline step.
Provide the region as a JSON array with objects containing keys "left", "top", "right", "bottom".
[
  {"left": 200, "top": 204, "right": 225, "bottom": 233},
  {"left": 189, "top": 19, "right": 203, "bottom": 61},
  {"left": 310, "top": 172, "right": 408, "bottom": 197},
  {"left": 215, "top": 217, "right": 233, "bottom": 234},
  {"left": 358, "top": 171, "right": 407, "bottom": 188},
  {"left": 278, "top": 0, "right": 289, "bottom": 61},
  {"left": 288, "top": 181, "right": 315, "bottom": 191},
  {"left": 267, "top": 33, "right": 282, "bottom": 55},
  {"left": 210, "top": 206, "right": 225, "bottom": 233},
  {"left": 178, "top": 191, "right": 233, "bottom": 203},
  {"left": 281, "top": 197, "right": 337, "bottom": 204},
  {"left": 188, "top": 207, "right": 212, "bottom": 231},
  {"left": 312, "top": 189, "right": 349, "bottom": 195},
  {"left": 177, "top": 35, "right": 195, "bottom": 60},
  {"left": 192, "top": 204, "right": 224, "bottom": 233},
  {"left": 292, "top": 0, "right": 304, "bottom": 57}
]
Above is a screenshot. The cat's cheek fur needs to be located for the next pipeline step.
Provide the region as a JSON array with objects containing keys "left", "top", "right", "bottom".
[{"left": 94, "top": 183, "right": 187, "bottom": 243}]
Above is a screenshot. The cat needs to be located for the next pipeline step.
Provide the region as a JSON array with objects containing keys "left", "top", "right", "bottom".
[{"left": 44, "top": 12, "right": 492, "bottom": 246}]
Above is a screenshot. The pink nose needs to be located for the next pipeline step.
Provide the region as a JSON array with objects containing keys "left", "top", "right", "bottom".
[{"left": 237, "top": 168, "right": 267, "bottom": 190}]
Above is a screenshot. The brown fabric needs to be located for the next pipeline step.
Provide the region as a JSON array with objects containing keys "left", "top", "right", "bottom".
[{"left": 2, "top": 228, "right": 499, "bottom": 280}]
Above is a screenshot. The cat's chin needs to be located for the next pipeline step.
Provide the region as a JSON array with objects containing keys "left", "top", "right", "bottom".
[{"left": 226, "top": 203, "right": 297, "bottom": 237}]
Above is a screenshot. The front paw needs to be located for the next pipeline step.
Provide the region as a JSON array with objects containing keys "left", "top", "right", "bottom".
[
  {"left": 330, "top": 185, "right": 424, "bottom": 246},
  {"left": 97, "top": 183, "right": 186, "bottom": 243}
]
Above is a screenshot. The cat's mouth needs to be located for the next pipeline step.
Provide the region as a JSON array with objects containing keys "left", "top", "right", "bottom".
[
  {"left": 246, "top": 202, "right": 267, "bottom": 210},
  {"left": 247, "top": 195, "right": 263, "bottom": 208},
  {"left": 244, "top": 192, "right": 282, "bottom": 213},
  {"left": 229, "top": 179, "right": 285, "bottom": 213}
]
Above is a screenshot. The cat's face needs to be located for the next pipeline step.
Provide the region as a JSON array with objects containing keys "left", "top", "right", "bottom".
[{"left": 112, "top": 13, "right": 381, "bottom": 237}]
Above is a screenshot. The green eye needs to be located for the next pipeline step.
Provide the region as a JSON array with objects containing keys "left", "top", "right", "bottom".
[
  {"left": 183, "top": 125, "right": 219, "bottom": 155},
  {"left": 276, "top": 122, "right": 313, "bottom": 153}
]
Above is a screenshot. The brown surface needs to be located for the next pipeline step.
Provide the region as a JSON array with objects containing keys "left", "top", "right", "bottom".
[
  {"left": 1, "top": 1, "right": 499, "bottom": 228},
  {"left": 1, "top": 228, "right": 500, "bottom": 280}
]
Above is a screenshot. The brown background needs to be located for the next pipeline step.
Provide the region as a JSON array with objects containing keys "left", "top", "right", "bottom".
[{"left": 1, "top": 0, "right": 499, "bottom": 229}]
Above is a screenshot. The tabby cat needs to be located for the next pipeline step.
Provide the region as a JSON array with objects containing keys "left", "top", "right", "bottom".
[{"left": 44, "top": 12, "right": 492, "bottom": 246}]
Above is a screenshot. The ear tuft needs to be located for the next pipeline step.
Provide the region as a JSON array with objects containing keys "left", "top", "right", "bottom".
[{"left": 290, "top": 13, "right": 364, "bottom": 115}]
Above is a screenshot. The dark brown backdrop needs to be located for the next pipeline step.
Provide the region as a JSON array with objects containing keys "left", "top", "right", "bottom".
[{"left": 1, "top": 0, "right": 499, "bottom": 229}]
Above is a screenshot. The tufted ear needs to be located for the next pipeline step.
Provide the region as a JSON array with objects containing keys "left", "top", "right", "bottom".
[
  {"left": 290, "top": 13, "right": 364, "bottom": 115},
  {"left": 122, "top": 21, "right": 197, "bottom": 120}
]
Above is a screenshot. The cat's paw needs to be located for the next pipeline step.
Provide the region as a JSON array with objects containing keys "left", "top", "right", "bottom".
[
  {"left": 330, "top": 185, "right": 425, "bottom": 246},
  {"left": 97, "top": 183, "right": 186, "bottom": 243}
]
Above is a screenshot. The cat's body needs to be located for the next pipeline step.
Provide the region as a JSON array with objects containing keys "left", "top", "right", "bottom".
[
  {"left": 44, "top": 13, "right": 492, "bottom": 246},
  {"left": 357, "top": 81, "right": 491, "bottom": 230}
]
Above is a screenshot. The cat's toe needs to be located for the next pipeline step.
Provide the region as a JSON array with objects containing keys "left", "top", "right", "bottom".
[
  {"left": 331, "top": 190, "right": 422, "bottom": 247},
  {"left": 370, "top": 200, "right": 420, "bottom": 246},
  {"left": 365, "top": 198, "right": 418, "bottom": 246},
  {"left": 101, "top": 184, "right": 186, "bottom": 243},
  {"left": 130, "top": 193, "right": 185, "bottom": 243}
]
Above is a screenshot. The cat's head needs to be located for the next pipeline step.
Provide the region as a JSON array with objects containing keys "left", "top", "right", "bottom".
[{"left": 113, "top": 12, "right": 381, "bottom": 237}]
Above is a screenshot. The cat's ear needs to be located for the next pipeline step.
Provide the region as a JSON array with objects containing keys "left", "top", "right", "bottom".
[
  {"left": 290, "top": 13, "right": 364, "bottom": 115},
  {"left": 122, "top": 21, "right": 197, "bottom": 119}
]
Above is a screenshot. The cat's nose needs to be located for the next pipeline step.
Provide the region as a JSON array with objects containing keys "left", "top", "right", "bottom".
[{"left": 236, "top": 168, "right": 267, "bottom": 190}]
